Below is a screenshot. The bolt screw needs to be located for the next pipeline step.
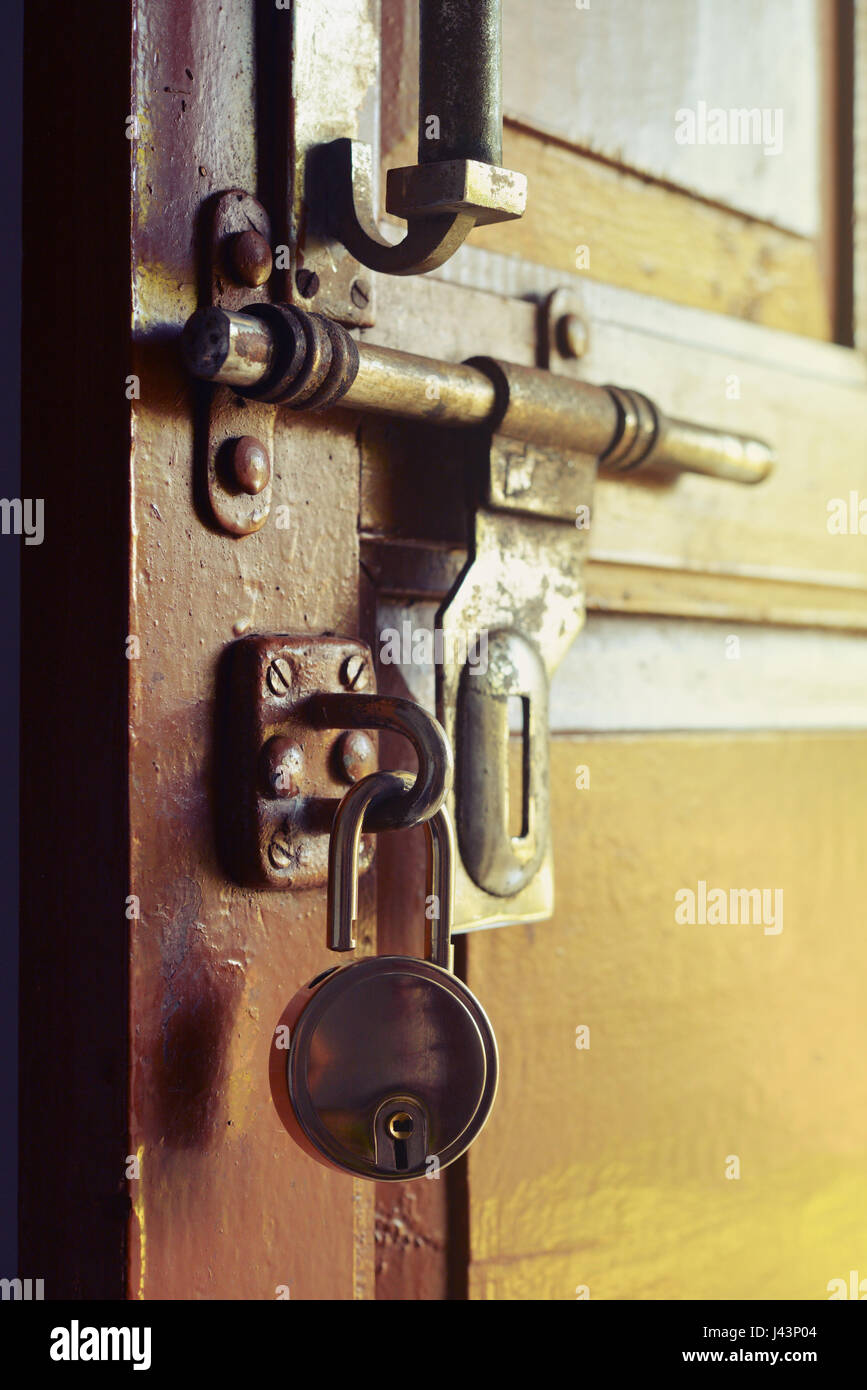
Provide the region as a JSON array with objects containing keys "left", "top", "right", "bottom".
[
  {"left": 230, "top": 436, "right": 271, "bottom": 495},
  {"left": 295, "top": 267, "right": 320, "bottom": 299},
  {"left": 266, "top": 657, "right": 293, "bottom": 696},
  {"left": 556, "top": 312, "right": 589, "bottom": 360},
  {"left": 268, "top": 835, "right": 293, "bottom": 871},
  {"left": 231, "top": 229, "right": 273, "bottom": 287},
  {"left": 350, "top": 278, "right": 371, "bottom": 310},
  {"left": 335, "top": 730, "right": 375, "bottom": 784},
  {"left": 263, "top": 737, "right": 304, "bottom": 798},
  {"left": 340, "top": 653, "right": 369, "bottom": 690}
]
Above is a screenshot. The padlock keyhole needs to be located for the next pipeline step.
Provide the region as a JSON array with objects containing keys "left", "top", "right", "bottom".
[
  {"left": 387, "top": 1111, "right": 414, "bottom": 1140},
  {"left": 387, "top": 1112, "right": 415, "bottom": 1171}
]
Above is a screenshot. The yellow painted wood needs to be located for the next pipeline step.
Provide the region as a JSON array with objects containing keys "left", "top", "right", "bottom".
[
  {"left": 466, "top": 733, "right": 867, "bottom": 1300},
  {"left": 383, "top": 126, "right": 831, "bottom": 338}
]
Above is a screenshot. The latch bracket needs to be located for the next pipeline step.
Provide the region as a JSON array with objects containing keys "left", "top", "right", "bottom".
[{"left": 437, "top": 436, "right": 595, "bottom": 930}]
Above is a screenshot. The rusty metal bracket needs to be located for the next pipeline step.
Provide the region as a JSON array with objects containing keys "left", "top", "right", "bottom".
[
  {"left": 219, "top": 634, "right": 453, "bottom": 890},
  {"left": 219, "top": 635, "right": 379, "bottom": 890},
  {"left": 198, "top": 191, "right": 277, "bottom": 536}
]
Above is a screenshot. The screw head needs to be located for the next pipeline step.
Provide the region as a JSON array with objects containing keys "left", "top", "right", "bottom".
[
  {"left": 263, "top": 737, "right": 304, "bottom": 798},
  {"left": 340, "top": 653, "right": 369, "bottom": 690},
  {"left": 268, "top": 835, "right": 294, "bottom": 871},
  {"left": 556, "top": 312, "right": 589, "bottom": 360},
  {"left": 335, "top": 730, "right": 375, "bottom": 784},
  {"left": 230, "top": 436, "right": 271, "bottom": 495},
  {"left": 350, "top": 278, "right": 370, "bottom": 310},
  {"left": 231, "top": 229, "right": 273, "bottom": 287},
  {"left": 295, "top": 267, "right": 320, "bottom": 299},
  {"left": 266, "top": 657, "right": 293, "bottom": 697}
]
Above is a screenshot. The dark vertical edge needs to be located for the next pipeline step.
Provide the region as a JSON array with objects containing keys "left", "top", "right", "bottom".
[
  {"left": 19, "top": 0, "right": 133, "bottom": 1297},
  {"left": 0, "top": 0, "right": 23, "bottom": 1285},
  {"left": 445, "top": 932, "right": 471, "bottom": 1301},
  {"left": 824, "top": 0, "right": 855, "bottom": 345}
]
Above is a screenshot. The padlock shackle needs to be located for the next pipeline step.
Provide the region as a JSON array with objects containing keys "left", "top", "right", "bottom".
[
  {"left": 328, "top": 769, "right": 454, "bottom": 969},
  {"left": 424, "top": 808, "right": 454, "bottom": 972},
  {"left": 313, "top": 693, "right": 453, "bottom": 833}
]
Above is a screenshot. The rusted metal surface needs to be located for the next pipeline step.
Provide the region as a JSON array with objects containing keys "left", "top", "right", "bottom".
[
  {"left": 311, "top": 689, "right": 454, "bottom": 831},
  {"left": 336, "top": 730, "right": 377, "bottom": 783},
  {"left": 129, "top": 0, "right": 374, "bottom": 1299},
  {"left": 418, "top": 0, "right": 502, "bottom": 166},
  {"left": 203, "top": 192, "right": 276, "bottom": 535},
  {"left": 219, "top": 635, "right": 379, "bottom": 891}
]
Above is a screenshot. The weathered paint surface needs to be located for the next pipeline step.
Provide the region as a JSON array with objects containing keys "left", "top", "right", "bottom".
[
  {"left": 466, "top": 733, "right": 867, "bottom": 1299},
  {"left": 129, "top": 0, "right": 374, "bottom": 1298}
]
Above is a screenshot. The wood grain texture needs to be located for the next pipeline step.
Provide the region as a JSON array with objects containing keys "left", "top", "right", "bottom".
[{"left": 465, "top": 733, "right": 867, "bottom": 1300}]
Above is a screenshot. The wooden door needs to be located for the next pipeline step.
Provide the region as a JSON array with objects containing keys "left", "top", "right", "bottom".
[{"left": 20, "top": 0, "right": 867, "bottom": 1304}]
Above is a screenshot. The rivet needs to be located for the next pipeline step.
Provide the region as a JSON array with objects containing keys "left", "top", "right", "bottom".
[
  {"left": 556, "top": 313, "right": 589, "bottom": 360},
  {"left": 335, "top": 730, "right": 375, "bottom": 783},
  {"left": 263, "top": 737, "right": 304, "bottom": 798},
  {"left": 230, "top": 436, "right": 271, "bottom": 495},
  {"left": 231, "top": 229, "right": 273, "bottom": 288}
]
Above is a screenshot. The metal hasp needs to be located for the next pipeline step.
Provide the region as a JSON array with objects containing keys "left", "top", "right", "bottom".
[
  {"left": 185, "top": 305, "right": 775, "bottom": 928},
  {"left": 437, "top": 436, "right": 594, "bottom": 928},
  {"left": 181, "top": 304, "right": 776, "bottom": 484},
  {"left": 217, "top": 634, "right": 452, "bottom": 890},
  {"left": 324, "top": 0, "right": 527, "bottom": 276}
]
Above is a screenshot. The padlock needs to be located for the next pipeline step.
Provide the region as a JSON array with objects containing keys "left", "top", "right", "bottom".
[{"left": 270, "top": 770, "right": 498, "bottom": 1180}]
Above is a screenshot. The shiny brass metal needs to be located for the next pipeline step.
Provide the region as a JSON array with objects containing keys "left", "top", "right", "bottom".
[
  {"left": 324, "top": 0, "right": 526, "bottom": 276},
  {"left": 387, "top": 1112, "right": 415, "bottom": 1140},
  {"left": 181, "top": 305, "right": 774, "bottom": 485},
  {"left": 327, "top": 770, "right": 454, "bottom": 963},
  {"left": 271, "top": 772, "right": 498, "bottom": 1180}
]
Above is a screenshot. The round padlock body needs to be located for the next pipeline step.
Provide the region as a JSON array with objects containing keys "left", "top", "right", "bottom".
[{"left": 282, "top": 955, "right": 498, "bottom": 1180}]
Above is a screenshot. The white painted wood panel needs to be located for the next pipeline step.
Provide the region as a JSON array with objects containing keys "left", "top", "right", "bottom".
[
  {"left": 378, "top": 602, "right": 867, "bottom": 731},
  {"left": 501, "top": 0, "right": 821, "bottom": 236}
]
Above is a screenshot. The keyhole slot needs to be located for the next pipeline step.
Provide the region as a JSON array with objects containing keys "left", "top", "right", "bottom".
[
  {"left": 507, "top": 695, "right": 530, "bottom": 841},
  {"left": 387, "top": 1111, "right": 414, "bottom": 1171}
]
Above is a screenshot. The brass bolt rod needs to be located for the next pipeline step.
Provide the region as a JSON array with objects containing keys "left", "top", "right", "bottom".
[{"left": 181, "top": 307, "right": 774, "bottom": 484}]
